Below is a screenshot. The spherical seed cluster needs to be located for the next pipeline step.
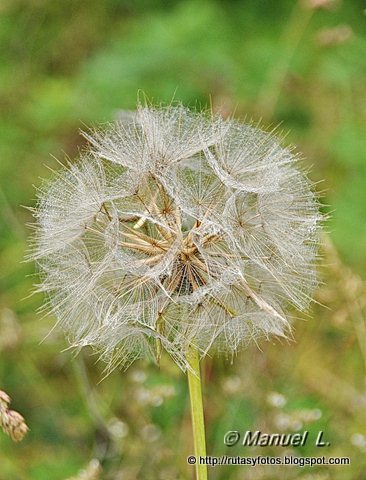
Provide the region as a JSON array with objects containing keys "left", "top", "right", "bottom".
[{"left": 30, "top": 105, "right": 321, "bottom": 371}]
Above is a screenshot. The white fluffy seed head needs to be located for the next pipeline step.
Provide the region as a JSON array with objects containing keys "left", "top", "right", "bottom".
[{"left": 29, "top": 103, "right": 322, "bottom": 372}]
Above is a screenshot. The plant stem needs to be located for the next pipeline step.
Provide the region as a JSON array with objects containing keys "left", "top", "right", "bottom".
[
  {"left": 187, "top": 345, "right": 208, "bottom": 480},
  {"left": 256, "top": 0, "right": 314, "bottom": 118}
]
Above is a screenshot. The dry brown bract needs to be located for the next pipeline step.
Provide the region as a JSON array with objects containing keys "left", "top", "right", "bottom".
[{"left": 0, "top": 390, "right": 28, "bottom": 442}]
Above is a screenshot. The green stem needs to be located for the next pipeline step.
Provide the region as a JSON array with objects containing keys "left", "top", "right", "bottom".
[
  {"left": 256, "top": 0, "right": 314, "bottom": 118},
  {"left": 187, "top": 345, "right": 208, "bottom": 480}
]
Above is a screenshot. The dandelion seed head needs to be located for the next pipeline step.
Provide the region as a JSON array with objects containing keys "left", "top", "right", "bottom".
[{"left": 30, "top": 103, "right": 322, "bottom": 372}]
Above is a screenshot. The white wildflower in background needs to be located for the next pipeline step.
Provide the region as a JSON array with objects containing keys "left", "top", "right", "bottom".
[
  {"left": 30, "top": 104, "right": 321, "bottom": 371},
  {"left": 66, "top": 459, "right": 102, "bottom": 480}
]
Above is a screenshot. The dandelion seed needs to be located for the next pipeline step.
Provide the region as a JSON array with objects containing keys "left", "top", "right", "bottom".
[{"left": 30, "top": 103, "right": 321, "bottom": 371}]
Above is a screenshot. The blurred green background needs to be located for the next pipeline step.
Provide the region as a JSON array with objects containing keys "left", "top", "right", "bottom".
[{"left": 0, "top": 0, "right": 365, "bottom": 479}]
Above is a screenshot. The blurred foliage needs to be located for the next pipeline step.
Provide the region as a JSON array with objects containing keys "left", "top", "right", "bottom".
[{"left": 0, "top": 0, "right": 365, "bottom": 479}]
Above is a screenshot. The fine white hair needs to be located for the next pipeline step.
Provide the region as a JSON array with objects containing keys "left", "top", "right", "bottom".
[{"left": 29, "top": 103, "right": 321, "bottom": 372}]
